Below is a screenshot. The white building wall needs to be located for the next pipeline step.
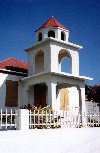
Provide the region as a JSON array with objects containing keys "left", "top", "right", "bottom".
[
  {"left": 50, "top": 42, "right": 79, "bottom": 76},
  {"left": 50, "top": 43, "right": 59, "bottom": 73},
  {"left": 71, "top": 51, "right": 79, "bottom": 76},
  {"left": 18, "top": 81, "right": 27, "bottom": 108},
  {"left": 27, "top": 85, "right": 34, "bottom": 106},
  {"left": 68, "top": 87, "right": 79, "bottom": 108},
  {"left": 27, "top": 43, "right": 51, "bottom": 75},
  {"left": 27, "top": 51, "right": 34, "bottom": 75},
  {"left": 0, "top": 73, "right": 26, "bottom": 110},
  {"left": 27, "top": 39, "right": 79, "bottom": 77}
]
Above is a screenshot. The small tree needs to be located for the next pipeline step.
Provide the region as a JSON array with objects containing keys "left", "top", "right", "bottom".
[
  {"left": 85, "top": 84, "right": 92, "bottom": 95},
  {"left": 86, "top": 84, "right": 100, "bottom": 106}
]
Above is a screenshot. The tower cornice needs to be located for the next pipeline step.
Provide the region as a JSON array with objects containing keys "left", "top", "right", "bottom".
[{"left": 25, "top": 37, "right": 83, "bottom": 52}]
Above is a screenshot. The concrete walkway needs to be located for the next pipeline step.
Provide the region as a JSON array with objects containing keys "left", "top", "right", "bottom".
[{"left": 0, "top": 128, "right": 100, "bottom": 153}]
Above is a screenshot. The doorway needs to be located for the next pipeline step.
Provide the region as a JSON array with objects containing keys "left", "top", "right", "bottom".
[
  {"left": 34, "top": 84, "right": 47, "bottom": 107},
  {"left": 60, "top": 88, "right": 69, "bottom": 110}
]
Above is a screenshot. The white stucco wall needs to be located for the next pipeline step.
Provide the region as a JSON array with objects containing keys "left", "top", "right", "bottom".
[
  {"left": 27, "top": 39, "right": 79, "bottom": 77},
  {"left": 68, "top": 87, "right": 79, "bottom": 108},
  {"left": 27, "top": 42, "right": 51, "bottom": 75},
  {"left": 0, "top": 73, "right": 26, "bottom": 110},
  {"left": 50, "top": 42, "right": 79, "bottom": 76}
]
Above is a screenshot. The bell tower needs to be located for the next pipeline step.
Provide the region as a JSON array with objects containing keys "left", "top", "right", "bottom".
[
  {"left": 23, "top": 17, "right": 92, "bottom": 113},
  {"left": 27, "top": 16, "right": 82, "bottom": 76}
]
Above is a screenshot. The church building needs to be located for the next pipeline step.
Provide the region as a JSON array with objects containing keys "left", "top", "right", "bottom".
[{"left": 0, "top": 17, "right": 93, "bottom": 112}]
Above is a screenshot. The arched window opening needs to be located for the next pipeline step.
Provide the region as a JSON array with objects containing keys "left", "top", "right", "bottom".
[
  {"left": 48, "top": 30, "right": 55, "bottom": 38},
  {"left": 61, "top": 57, "right": 70, "bottom": 73},
  {"left": 61, "top": 31, "right": 65, "bottom": 41},
  {"left": 58, "top": 50, "right": 72, "bottom": 73},
  {"left": 38, "top": 32, "right": 42, "bottom": 41},
  {"left": 35, "top": 51, "right": 44, "bottom": 73}
]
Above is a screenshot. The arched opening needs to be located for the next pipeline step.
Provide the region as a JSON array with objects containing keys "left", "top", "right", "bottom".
[
  {"left": 61, "top": 31, "right": 65, "bottom": 41},
  {"left": 58, "top": 49, "right": 72, "bottom": 73},
  {"left": 48, "top": 30, "right": 55, "bottom": 38},
  {"left": 35, "top": 51, "right": 44, "bottom": 74},
  {"left": 38, "top": 32, "right": 42, "bottom": 41}
]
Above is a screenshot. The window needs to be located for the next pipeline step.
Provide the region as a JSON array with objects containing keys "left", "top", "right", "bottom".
[
  {"left": 38, "top": 32, "right": 42, "bottom": 41},
  {"left": 61, "top": 31, "right": 65, "bottom": 41},
  {"left": 5, "top": 80, "right": 18, "bottom": 107},
  {"left": 48, "top": 30, "right": 55, "bottom": 38}
]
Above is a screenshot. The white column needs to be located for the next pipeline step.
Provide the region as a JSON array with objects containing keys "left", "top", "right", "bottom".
[
  {"left": 28, "top": 86, "right": 34, "bottom": 106},
  {"left": 79, "top": 85, "right": 87, "bottom": 126},
  {"left": 26, "top": 88, "right": 29, "bottom": 105},
  {"left": 56, "top": 29, "right": 61, "bottom": 40},
  {"left": 47, "top": 82, "right": 57, "bottom": 110},
  {"left": 50, "top": 45, "right": 59, "bottom": 73},
  {"left": 71, "top": 51, "right": 79, "bottom": 76},
  {"left": 44, "top": 45, "right": 51, "bottom": 72},
  {"left": 16, "top": 109, "right": 29, "bottom": 131}
]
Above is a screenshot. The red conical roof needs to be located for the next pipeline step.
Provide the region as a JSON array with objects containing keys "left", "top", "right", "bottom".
[{"left": 35, "top": 16, "right": 67, "bottom": 32}]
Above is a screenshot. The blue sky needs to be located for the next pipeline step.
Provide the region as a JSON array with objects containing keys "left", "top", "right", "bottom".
[{"left": 0, "top": 0, "right": 100, "bottom": 85}]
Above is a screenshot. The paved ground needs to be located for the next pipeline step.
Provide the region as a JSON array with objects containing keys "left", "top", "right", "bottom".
[{"left": 0, "top": 127, "right": 100, "bottom": 153}]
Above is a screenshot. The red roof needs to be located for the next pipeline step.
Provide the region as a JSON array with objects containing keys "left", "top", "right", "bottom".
[
  {"left": 35, "top": 16, "right": 67, "bottom": 32},
  {"left": 0, "top": 58, "right": 28, "bottom": 70}
]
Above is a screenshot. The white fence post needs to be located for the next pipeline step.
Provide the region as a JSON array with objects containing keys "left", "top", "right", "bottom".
[
  {"left": 82, "top": 112, "right": 87, "bottom": 127},
  {"left": 16, "top": 109, "right": 29, "bottom": 131}
]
